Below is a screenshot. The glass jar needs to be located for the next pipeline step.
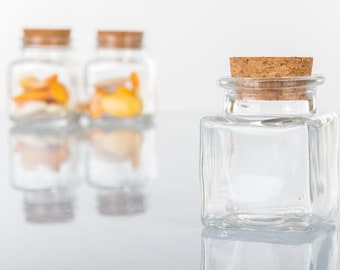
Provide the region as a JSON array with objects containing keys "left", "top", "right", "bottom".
[
  {"left": 201, "top": 226, "right": 337, "bottom": 270},
  {"left": 84, "top": 30, "right": 156, "bottom": 123},
  {"left": 8, "top": 29, "right": 78, "bottom": 126},
  {"left": 200, "top": 71, "right": 338, "bottom": 231}
]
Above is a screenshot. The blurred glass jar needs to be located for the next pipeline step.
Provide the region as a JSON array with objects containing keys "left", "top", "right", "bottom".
[
  {"left": 86, "top": 121, "right": 157, "bottom": 215},
  {"left": 8, "top": 29, "right": 78, "bottom": 126},
  {"left": 84, "top": 30, "right": 156, "bottom": 123},
  {"left": 10, "top": 126, "right": 82, "bottom": 223},
  {"left": 201, "top": 226, "right": 338, "bottom": 270}
]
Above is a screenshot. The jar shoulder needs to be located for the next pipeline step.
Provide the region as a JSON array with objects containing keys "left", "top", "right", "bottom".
[
  {"left": 86, "top": 54, "right": 152, "bottom": 65},
  {"left": 201, "top": 112, "right": 338, "bottom": 129},
  {"left": 9, "top": 57, "right": 71, "bottom": 69}
]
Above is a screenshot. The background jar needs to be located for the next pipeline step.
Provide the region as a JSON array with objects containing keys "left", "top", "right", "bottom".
[
  {"left": 84, "top": 30, "right": 156, "bottom": 123},
  {"left": 8, "top": 29, "right": 78, "bottom": 126}
]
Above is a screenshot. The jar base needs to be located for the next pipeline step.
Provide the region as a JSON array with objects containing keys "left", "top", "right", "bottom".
[
  {"left": 202, "top": 213, "right": 331, "bottom": 232},
  {"left": 11, "top": 113, "right": 80, "bottom": 129},
  {"left": 87, "top": 114, "right": 155, "bottom": 129}
]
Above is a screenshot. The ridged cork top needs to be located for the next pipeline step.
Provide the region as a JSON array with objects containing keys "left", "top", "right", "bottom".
[
  {"left": 23, "top": 29, "right": 71, "bottom": 46},
  {"left": 97, "top": 31, "right": 143, "bottom": 49},
  {"left": 230, "top": 57, "right": 313, "bottom": 78},
  {"left": 228, "top": 57, "right": 314, "bottom": 100}
]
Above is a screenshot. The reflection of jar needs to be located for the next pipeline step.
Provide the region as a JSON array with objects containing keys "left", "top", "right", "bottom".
[
  {"left": 86, "top": 122, "right": 157, "bottom": 189},
  {"left": 8, "top": 29, "right": 78, "bottom": 126},
  {"left": 86, "top": 121, "right": 157, "bottom": 216},
  {"left": 24, "top": 188, "right": 74, "bottom": 223},
  {"left": 201, "top": 226, "right": 337, "bottom": 270},
  {"left": 98, "top": 187, "right": 145, "bottom": 216},
  {"left": 10, "top": 126, "right": 81, "bottom": 223},
  {"left": 10, "top": 126, "right": 80, "bottom": 190},
  {"left": 84, "top": 31, "right": 156, "bottom": 122}
]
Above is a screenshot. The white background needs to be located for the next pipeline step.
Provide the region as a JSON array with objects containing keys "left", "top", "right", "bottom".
[{"left": 0, "top": 0, "right": 339, "bottom": 114}]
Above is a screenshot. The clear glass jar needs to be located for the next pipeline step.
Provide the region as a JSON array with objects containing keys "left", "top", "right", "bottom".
[
  {"left": 84, "top": 31, "right": 156, "bottom": 123},
  {"left": 8, "top": 29, "right": 78, "bottom": 126},
  {"left": 201, "top": 226, "right": 337, "bottom": 270},
  {"left": 85, "top": 120, "right": 157, "bottom": 215},
  {"left": 200, "top": 76, "right": 338, "bottom": 231},
  {"left": 10, "top": 125, "right": 81, "bottom": 223}
]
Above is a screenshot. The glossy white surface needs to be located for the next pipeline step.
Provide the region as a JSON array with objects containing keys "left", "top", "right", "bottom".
[{"left": 0, "top": 113, "right": 338, "bottom": 269}]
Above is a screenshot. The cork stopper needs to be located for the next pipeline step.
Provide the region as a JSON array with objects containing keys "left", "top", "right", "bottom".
[
  {"left": 229, "top": 57, "right": 314, "bottom": 100},
  {"left": 23, "top": 29, "right": 71, "bottom": 46},
  {"left": 97, "top": 31, "right": 143, "bottom": 49},
  {"left": 230, "top": 57, "right": 313, "bottom": 78}
]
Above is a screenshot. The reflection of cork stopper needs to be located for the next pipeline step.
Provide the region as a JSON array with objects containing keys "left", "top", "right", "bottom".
[{"left": 230, "top": 57, "right": 313, "bottom": 78}]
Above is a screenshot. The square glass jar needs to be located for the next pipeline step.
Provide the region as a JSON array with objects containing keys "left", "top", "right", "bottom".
[
  {"left": 8, "top": 29, "right": 78, "bottom": 126},
  {"left": 200, "top": 76, "right": 338, "bottom": 231},
  {"left": 84, "top": 31, "right": 156, "bottom": 123}
]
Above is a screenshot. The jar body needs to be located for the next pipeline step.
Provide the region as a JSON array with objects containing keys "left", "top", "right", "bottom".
[
  {"left": 8, "top": 47, "right": 78, "bottom": 126},
  {"left": 200, "top": 77, "right": 338, "bottom": 231},
  {"left": 84, "top": 49, "right": 156, "bottom": 122}
]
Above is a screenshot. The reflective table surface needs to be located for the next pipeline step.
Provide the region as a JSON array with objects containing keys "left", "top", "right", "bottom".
[{"left": 0, "top": 113, "right": 339, "bottom": 269}]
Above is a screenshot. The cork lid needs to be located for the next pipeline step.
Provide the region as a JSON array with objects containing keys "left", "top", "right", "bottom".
[
  {"left": 23, "top": 29, "right": 71, "bottom": 46},
  {"left": 230, "top": 57, "right": 313, "bottom": 78},
  {"left": 97, "top": 31, "right": 143, "bottom": 48},
  {"left": 227, "top": 57, "right": 315, "bottom": 100}
]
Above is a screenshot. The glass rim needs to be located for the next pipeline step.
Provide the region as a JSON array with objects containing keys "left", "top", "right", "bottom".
[{"left": 217, "top": 75, "right": 324, "bottom": 90}]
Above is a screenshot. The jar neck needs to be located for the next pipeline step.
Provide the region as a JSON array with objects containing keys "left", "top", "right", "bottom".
[
  {"left": 223, "top": 88, "right": 316, "bottom": 117},
  {"left": 96, "top": 47, "right": 144, "bottom": 60},
  {"left": 219, "top": 76, "right": 323, "bottom": 117},
  {"left": 22, "top": 45, "right": 70, "bottom": 60}
]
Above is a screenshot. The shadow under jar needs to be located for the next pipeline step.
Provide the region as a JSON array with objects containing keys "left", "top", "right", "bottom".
[
  {"left": 200, "top": 76, "right": 338, "bottom": 231},
  {"left": 84, "top": 30, "right": 156, "bottom": 124},
  {"left": 8, "top": 29, "right": 78, "bottom": 126}
]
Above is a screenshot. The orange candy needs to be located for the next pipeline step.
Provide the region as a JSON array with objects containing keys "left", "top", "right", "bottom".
[
  {"left": 14, "top": 74, "right": 70, "bottom": 105},
  {"left": 101, "top": 91, "right": 142, "bottom": 118},
  {"left": 50, "top": 82, "right": 69, "bottom": 103},
  {"left": 88, "top": 91, "right": 104, "bottom": 118},
  {"left": 87, "top": 72, "right": 143, "bottom": 118},
  {"left": 20, "top": 76, "right": 49, "bottom": 92},
  {"left": 44, "top": 74, "right": 58, "bottom": 84},
  {"left": 130, "top": 72, "right": 139, "bottom": 94},
  {"left": 14, "top": 91, "right": 51, "bottom": 102}
]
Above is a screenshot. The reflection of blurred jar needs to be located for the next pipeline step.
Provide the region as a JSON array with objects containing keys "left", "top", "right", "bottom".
[
  {"left": 10, "top": 126, "right": 81, "bottom": 223},
  {"left": 201, "top": 226, "right": 338, "bottom": 270},
  {"left": 98, "top": 187, "right": 145, "bottom": 216},
  {"left": 8, "top": 29, "right": 78, "bottom": 126},
  {"left": 24, "top": 188, "right": 74, "bottom": 223},
  {"left": 87, "top": 121, "right": 157, "bottom": 215},
  {"left": 84, "top": 31, "right": 156, "bottom": 123},
  {"left": 11, "top": 126, "right": 80, "bottom": 189}
]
